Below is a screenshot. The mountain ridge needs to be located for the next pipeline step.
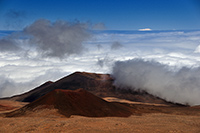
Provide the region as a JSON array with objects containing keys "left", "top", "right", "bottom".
[{"left": 2, "top": 71, "right": 177, "bottom": 105}]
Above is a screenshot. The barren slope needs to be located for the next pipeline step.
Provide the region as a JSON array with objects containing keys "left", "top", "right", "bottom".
[{"left": 5, "top": 89, "right": 133, "bottom": 117}]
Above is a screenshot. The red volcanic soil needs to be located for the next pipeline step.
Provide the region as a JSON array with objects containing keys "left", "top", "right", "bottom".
[{"left": 6, "top": 89, "right": 133, "bottom": 118}]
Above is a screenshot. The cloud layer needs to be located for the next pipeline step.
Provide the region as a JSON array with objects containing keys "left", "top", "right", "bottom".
[{"left": 1, "top": 27, "right": 200, "bottom": 105}]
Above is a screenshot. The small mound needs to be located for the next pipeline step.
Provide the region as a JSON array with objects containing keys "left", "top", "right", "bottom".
[{"left": 6, "top": 89, "right": 133, "bottom": 117}]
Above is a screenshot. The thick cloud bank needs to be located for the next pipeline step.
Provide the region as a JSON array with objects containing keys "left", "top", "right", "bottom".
[{"left": 112, "top": 59, "right": 200, "bottom": 105}]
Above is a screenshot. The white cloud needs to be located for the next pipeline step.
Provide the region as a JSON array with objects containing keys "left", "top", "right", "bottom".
[{"left": 138, "top": 28, "right": 152, "bottom": 31}]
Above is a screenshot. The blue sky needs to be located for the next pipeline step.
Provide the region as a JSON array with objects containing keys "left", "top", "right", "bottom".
[{"left": 0, "top": 0, "right": 200, "bottom": 30}]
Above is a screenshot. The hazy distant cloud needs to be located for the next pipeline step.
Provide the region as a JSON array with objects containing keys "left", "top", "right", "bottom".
[
  {"left": 112, "top": 59, "right": 200, "bottom": 105},
  {"left": 4, "top": 9, "right": 26, "bottom": 30},
  {"left": 92, "top": 23, "right": 106, "bottom": 30},
  {"left": 24, "top": 19, "right": 90, "bottom": 59},
  {"left": 111, "top": 41, "right": 123, "bottom": 50},
  {"left": 138, "top": 28, "right": 152, "bottom": 31}
]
